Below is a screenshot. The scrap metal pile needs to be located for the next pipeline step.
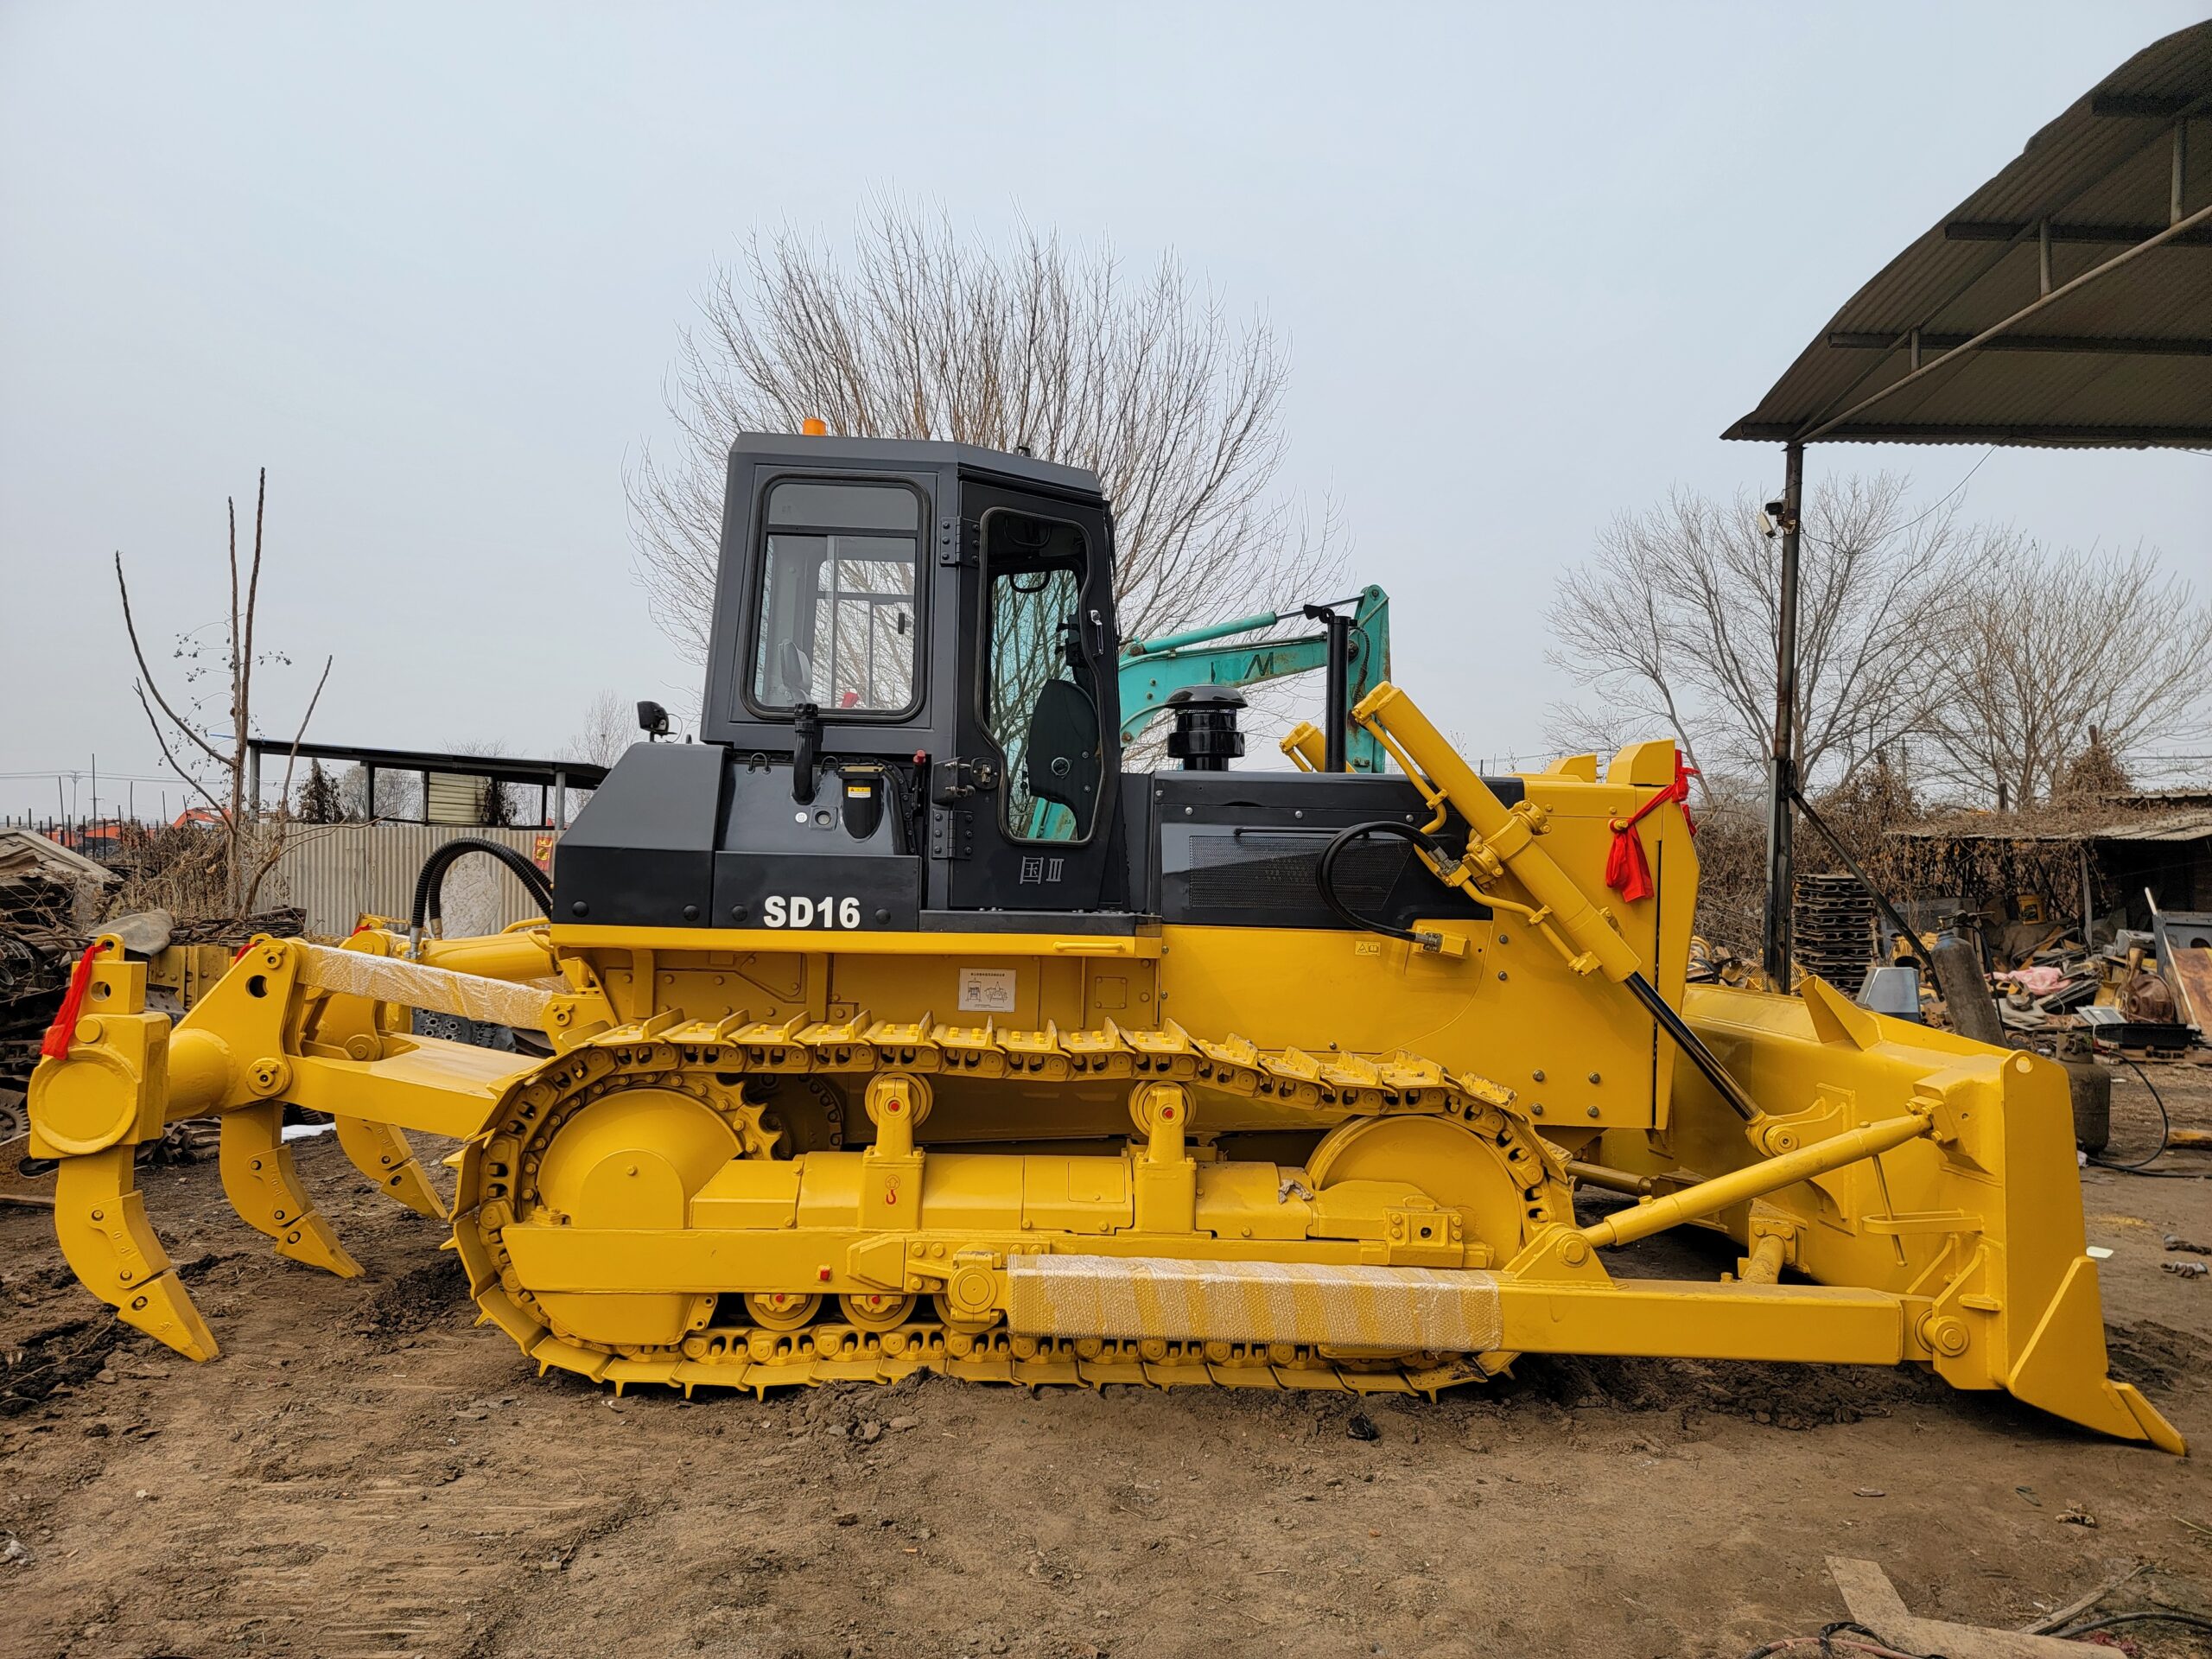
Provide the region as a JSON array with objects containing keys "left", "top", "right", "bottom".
[
  {"left": 0, "top": 831, "right": 115, "bottom": 1135},
  {"left": 2, "top": 828, "right": 304, "bottom": 1164},
  {"left": 1984, "top": 920, "right": 2209, "bottom": 1056}
]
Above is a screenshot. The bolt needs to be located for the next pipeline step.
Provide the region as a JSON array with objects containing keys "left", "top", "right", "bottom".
[
  {"left": 1586, "top": 1106, "right": 1600, "bottom": 1119},
  {"left": 1530, "top": 1103, "right": 1544, "bottom": 1116},
  {"left": 1587, "top": 1072, "right": 1601, "bottom": 1084},
  {"left": 1497, "top": 971, "right": 1508, "bottom": 982},
  {"left": 1532, "top": 1070, "right": 1545, "bottom": 1083}
]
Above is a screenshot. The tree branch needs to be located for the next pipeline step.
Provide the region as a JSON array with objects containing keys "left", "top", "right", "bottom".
[{"left": 115, "top": 553, "right": 230, "bottom": 768}]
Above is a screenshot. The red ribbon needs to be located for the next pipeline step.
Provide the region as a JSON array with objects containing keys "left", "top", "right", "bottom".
[
  {"left": 1604, "top": 752, "right": 1698, "bottom": 905},
  {"left": 40, "top": 940, "right": 109, "bottom": 1061}
]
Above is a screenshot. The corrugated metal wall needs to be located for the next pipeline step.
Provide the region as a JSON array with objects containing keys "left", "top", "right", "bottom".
[{"left": 254, "top": 823, "right": 557, "bottom": 939}]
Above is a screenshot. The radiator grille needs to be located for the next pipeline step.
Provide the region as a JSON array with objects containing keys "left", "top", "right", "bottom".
[{"left": 1185, "top": 831, "right": 1406, "bottom": 913}]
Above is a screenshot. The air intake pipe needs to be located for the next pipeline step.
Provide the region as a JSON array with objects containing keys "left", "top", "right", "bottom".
[{"left": 1166, "top": 687, "right": 1245, "bottom": 772}]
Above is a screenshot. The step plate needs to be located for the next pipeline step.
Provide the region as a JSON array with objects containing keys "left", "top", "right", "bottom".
[{"left": 1006, "top": 1255, "right": 1503, "bottom": 1351}]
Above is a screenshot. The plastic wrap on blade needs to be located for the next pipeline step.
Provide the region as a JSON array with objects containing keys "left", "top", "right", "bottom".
[
  {"left": 1006, "top": 1255, "right": 1503, "bottom": 1351},
  {"left": 297, "top": 944, "right": 556, "bottom": 1032}
]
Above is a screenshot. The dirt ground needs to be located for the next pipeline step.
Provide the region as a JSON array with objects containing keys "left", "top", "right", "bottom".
[{"left": 5, "top": 1071, "right": 2212, "bottom": 1659}]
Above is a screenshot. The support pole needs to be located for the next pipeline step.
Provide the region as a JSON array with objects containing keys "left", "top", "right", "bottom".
[
  {"left": 1762, "top": 442, "right": 1804, "bottom": 988},
  {"left": 1317, "top": 607, "right": 1351, "bottom": 772}
]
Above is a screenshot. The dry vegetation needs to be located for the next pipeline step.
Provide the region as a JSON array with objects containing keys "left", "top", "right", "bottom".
[
  {"left": 625, "top": 204, "right": 1344, "bottom": 755},
  {"left": 1549, "top": 480, "right": 2209, "bottom": 823}
]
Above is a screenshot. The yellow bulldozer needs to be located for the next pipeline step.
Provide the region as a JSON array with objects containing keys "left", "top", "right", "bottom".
[{"left": 24, "top": 433, "right": 2182, "bottom": 1452}]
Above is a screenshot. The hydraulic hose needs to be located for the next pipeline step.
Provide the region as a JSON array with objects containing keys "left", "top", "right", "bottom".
[
  {"left": 1314, "top": 820, "right": 1453, "bottom": 943},
  {"left": 409, "top": 836, "right": 554, "bottom": 943}
]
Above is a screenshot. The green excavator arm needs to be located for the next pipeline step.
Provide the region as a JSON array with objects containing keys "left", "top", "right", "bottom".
[{"left": 1116, "top": 585, "right": 1390, "bottom": 773}]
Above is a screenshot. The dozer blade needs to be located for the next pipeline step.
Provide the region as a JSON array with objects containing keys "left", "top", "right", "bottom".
[
  {"left": 54, "top": 1145, "right": 219, "bottom": 1361},
  {"left": 219, "top": 1102, "right": 362, "bottom": 1278},
  {"left": 2007, "top": 1255, "right": 2186, "bottom": 1455},
  {"left": 1336, "top": 687, "right": 2183, "bottom": 1451},
  {"left": 334, "top": 1115, "right": 448, "bottom": 1219},
  {"left": 1663, "top": 979, "right": 2187, "bottom": 1454}
]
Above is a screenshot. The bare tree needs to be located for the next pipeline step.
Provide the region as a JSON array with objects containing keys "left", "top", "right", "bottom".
[
  {"left": 117, "top": 470, "right": 331, "bottom": 916},
  {"left": 1918, "top": 541, "right": 2212, "bottom": 810},
  {"left": 1547, "top": 474, "right": 1964, "bottom": 796},
  {"left": 334, "top": 763, "right": 421, "bottom": 823},
  {"left": 565, "top": 689, "right": 634, "bottom": 769},
  {"left": 626, "top": 203, "right": 1342, "bottom": 683}
]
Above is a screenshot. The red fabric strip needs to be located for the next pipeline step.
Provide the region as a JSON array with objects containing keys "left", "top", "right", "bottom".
[
  {"left": 1604, "top": 752, "right": 1698, "bottom": 905},
  {"left": 40, "top": 939, "right": 110, "bottom": 1061}
]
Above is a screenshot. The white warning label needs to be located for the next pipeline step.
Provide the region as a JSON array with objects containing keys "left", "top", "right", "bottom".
[{"left": 957, "top": 966, "right": 1018, "bottom": 1014}]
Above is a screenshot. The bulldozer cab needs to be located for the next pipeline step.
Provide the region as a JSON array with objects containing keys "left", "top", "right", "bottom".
[{"left": 677, "top": 433, "right": 1123, "bottom": 919}]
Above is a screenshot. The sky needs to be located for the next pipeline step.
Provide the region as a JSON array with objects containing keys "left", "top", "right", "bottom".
[{"left": 2, "top": 2, "right": 2206, "bottom": 822}]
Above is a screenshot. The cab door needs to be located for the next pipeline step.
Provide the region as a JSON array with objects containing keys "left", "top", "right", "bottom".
[{"left": 939, "top": 481, "right": 1121, "bottom": 913}]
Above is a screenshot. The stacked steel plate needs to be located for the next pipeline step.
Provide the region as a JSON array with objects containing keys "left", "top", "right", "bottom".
[{"left": 1794, "top": 872, "right": 1877, "bottom": 987}]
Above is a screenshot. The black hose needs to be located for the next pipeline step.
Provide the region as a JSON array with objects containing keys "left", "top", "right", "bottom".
[
  {"left": 1314, "top": 820, "right": 1452, "bottom": 943},
  {"left": 1738, "top": 1624, "right": 1918, "bottom": 1659},
  {"left": 409, "top": 836, "right": 554, "bottom": 937},
  {"left": 2086, "top": 1052, "right": 2173, "bottom": 1173}
]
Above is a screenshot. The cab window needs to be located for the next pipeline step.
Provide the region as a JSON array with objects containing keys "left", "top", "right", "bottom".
[
  {"left": 749, "top": 480, "right": 921, "bottom": 715},
  {"left": 978, "top": 512, "right": 1101, "bottom": 842}
]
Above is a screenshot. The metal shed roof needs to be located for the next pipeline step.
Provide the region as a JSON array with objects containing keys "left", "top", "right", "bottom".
[
  {"left": 1726, "top": 21, "right": 2212, "bottom": 448},
  {"left": 1894, "top": 808, "right": 2212, "bottom": 844},
  {"left": 244, "top": 738, "right": 609, "bottom": 791}
]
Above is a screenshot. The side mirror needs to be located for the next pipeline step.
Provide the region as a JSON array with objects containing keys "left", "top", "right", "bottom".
[{"left": 636, "top": 700, "right": 671, "bottom": 741}]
